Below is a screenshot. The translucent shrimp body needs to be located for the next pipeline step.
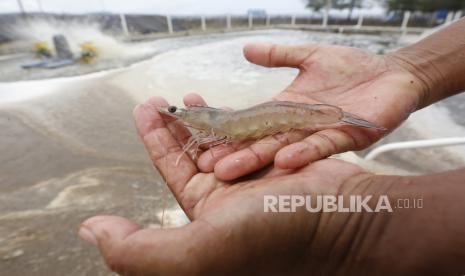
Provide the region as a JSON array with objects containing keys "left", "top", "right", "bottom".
[{"left": 158, "top": 101, "right": 384, "bottom": 141}]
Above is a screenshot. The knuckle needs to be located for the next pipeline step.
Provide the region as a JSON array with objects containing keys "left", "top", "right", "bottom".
[
  {"left": 104, "top": 247, "right": 126, "bottom": 274},
  {"left": 272, "top": 133, "right": 291, "bottom": 146},
  {"left": 314, "top": 132, "right": 339, "bottom": 154},
  {"left": 340, "top": 131, "right": 359, "bottom": 150},
  {"left": 268, "top": 44, "right": 278, "bottom": 67},
  {"left": 247, "top": 147, "right": 266, "bottom": 165},
  {"left": 302, "top": 138, "right": 324, "bottom": 158}
]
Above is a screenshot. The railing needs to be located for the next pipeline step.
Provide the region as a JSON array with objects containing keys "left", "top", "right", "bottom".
[
  {"left": 118, "top": 10, "right": 464, "bottom": 37},
  {"left": 365, "top": 137, "right": 465, "bottom": 160}
]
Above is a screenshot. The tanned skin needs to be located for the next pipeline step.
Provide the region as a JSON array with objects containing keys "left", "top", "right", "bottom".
[{"left": 78, "top": 18, "right": 465, "bottom": 276}]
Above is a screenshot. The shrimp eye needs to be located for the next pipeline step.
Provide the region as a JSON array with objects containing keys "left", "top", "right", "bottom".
[{"left": 167, "top": 106, "right": 177, "bottom": 113}]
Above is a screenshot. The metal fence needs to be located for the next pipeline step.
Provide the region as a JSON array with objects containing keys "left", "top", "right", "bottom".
[
  {"left": 0, "top": 10, "right": 463, "bottom": 43},
  {"left": 118, "top": 10, "right": 463, "bottom": 37}
]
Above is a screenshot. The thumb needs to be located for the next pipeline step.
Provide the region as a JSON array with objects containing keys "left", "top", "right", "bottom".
[
  {"left": 78, "top": 216, "right": 141, "bottom": 273},
  {"left": 78, "top": 215, "right": 210, "bottom": 275},
  {"left": 78, "top": 215, "right": 140, "bottom": 247},
  {"left": 243, "top": 43, "right": 317, "bottom": 68}
]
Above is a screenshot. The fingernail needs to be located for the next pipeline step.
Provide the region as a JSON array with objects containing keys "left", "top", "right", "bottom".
[
  {"left": 78, "top": 226, "right": 98, "bottom": 246},
  {"left": 132, "top": 104, "right": 142, "bottom": 114}
]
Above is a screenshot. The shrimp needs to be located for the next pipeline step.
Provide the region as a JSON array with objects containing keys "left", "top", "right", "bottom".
[{"left": 157, "top": 101, "right": 385, "bottom": 164}]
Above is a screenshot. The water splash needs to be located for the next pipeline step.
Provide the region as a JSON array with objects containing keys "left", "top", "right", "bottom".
[{"left": 4, "top": 17, "right": 149, "bottom": 60}]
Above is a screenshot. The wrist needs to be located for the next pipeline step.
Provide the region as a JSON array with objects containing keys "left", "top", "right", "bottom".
[
  {"left": 307, "top": 173, "right": 411, "bottom": 274},
  {"left": 365, "top": 172, "right": 465, "bottom": 275},
  {"left": 334, "top": 174, "right": 423, "bottom": 274},
  {"left": 386, "top": 51, "right": 436, "bottom": 109},
  {"left": 387, "top": 18, "right": 465, "bottom": 108}
]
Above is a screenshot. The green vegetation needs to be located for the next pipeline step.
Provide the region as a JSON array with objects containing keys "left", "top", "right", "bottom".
[
  {"left": 304, "top": 0, "right": 465, "bottom": 13},
  {"left": 386, "top": 0, "right": 465, "bottom": 11},
  {"left": 305, "top": 0, "right": 363, "bottom": 19},
  {"left": 305, "top": 0, "right": 329, "bottom": 12}
]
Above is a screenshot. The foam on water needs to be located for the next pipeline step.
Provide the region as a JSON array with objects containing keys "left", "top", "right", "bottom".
[{"left": 4, "top": 18, "right": 151, "bottom": 60}]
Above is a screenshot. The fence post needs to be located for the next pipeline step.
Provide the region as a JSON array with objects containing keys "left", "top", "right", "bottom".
[
  {"left": 119, "top": 13, "right": 129, "bottom": 36},
  {"left": 291, "top": 14, "right": 296, "bottom": 26},
  {"left": 166, "top": 14, "right": 173, "bottom": 34},
  {"left": 322, "top": 9, "right": 329, "bottom": 27},
  {"left": 401, "top": 11, "right": 410, "bottom": 35},
  {"left": 201, "top": 15, "right": 206, "bottom": 31},
  {"left": 248, "top": 13, "right": 253, "bottom": 28},
  {"left": 444, "top": 11, "right": 453, "bottom": 25},
  {"left": 226, "top": 14, "right": 231, "bottom": 29},
  {"left": 355, "top": 13, "right": 363, "bottom": 29},
  {"left": 453, "top": 10, "right": 462, "bottom": 21},
  {"left": 266, "top": 14, "right": 270, "bottom": 26}
]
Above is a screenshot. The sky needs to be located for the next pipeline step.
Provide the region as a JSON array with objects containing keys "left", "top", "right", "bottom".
[{"left": 0, "top": 0, "right": 313, "bottom": 15}]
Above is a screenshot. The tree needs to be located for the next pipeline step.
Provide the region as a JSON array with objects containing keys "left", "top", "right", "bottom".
[
  {"left": 305, "top": 0, "right": 364, "bottom": 20},
  {"left": 386, "top": 0, "right": 417, "bottom": 11},
  {"left": 386, "top": 0, "right": 465, "bottom": 11},
  {"left": 337, "top": 0, "right": 364, "bottom": 20},
  {"left": 305, "top": 0, "right": 330, "bottom": 12}
]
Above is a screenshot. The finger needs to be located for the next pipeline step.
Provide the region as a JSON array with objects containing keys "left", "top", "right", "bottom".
[
  {"left": 137, "top": 97, "right": 191, "bottom": 143},
  {"left": 197, "top": 140, "right": 251, "bottom": 173},
  {"left": 79, "top": 215, "right": 140, "bottom": 247},
  {"left": 240, "top": 163, "right": 296, "bottom": 180},
  {"left": 79, "top": 216, "right": 209, "bottom": 275},
  {"left": 182, "top": 93, "right": 232, "bottom": 111},
  {"left": 275, "top": 128, "right": 372, "bottom": 169},
  {"left": 183, "top": 92, "right": 207, "bottom": 106},
  {"left": 148, "top": 97, "right": 193, "bottom": 147},
  {"left": 243, "top": 43, "right": 318, "bottom": 68},
  {"left": 133, "top": 97, "right": 197, "bottom": 198},
  {"left": 298, "top": 159, "right": 365, "bottom": 179},
  {"left": 212, "top": 131, "right": 308, "bottom": 181}
]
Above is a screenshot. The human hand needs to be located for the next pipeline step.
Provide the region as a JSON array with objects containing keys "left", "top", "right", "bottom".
[
  {"left": 78, "top": 96, "right": 377, "bottom": 275},
  {"left": 79, "top": 96, "right": 465, "bottom": 275},
  {"left": 197, "top": 43, "right": 425, "bottom": 181}
]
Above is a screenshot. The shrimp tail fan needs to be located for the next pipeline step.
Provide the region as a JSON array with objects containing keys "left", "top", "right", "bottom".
[{"left": 341, "top": 112, "right": 387, "bottom": 131}]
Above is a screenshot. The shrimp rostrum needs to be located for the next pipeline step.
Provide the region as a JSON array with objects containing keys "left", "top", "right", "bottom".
[{"left": 157, "top": 101, "right": 385, "bottom": 164}]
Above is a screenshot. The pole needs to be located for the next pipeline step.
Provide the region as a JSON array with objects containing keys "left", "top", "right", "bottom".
[
  {"left": 226, "top": 14, "right": 231, "bottom": 29},
  {"left": 322, "top": 9, "right": 329, "bottom": 27},
  {"left": 356, "top": 13, "right": 363, "bottom": 29},
  {"left": 36, "top": 0, "right": 43, "bottom": 13},
  {"left": 201, "top": 15, "right": 206, "bottom": 31},
  {"left": 401, "top": 10, "right": 410, "bottom": 35},
  {"left": 291, "top": 14, "right": 296, "bottom": 26},
  {"left": 444, "top": 11, "right": 453, "bottom": 25},
  {"left": 16, "top": 0, "right": 25, "bottom": 14},
  {"left": 266, "top": 14, "right": 270, "bottom": 26},
  {"left": 100, "top": 0, "right": 106, "bottom": 12},
  {"left": 322, "top": 0, "right": 331, "bottom": 27},
  {"left": 453, "top": 10, "right": 462, "bottom": 21},
  {"left": 365, "top": 137, "right": 465, "bottom": 160},
  {"left": 166, "top": 14, "right": 173, "bottom": 34},
  {"left": 120, "top": 13, "right": 129, "bottom": 36},
  {"left": 248, "top": 13, "right": 253, "bottom": 29}
]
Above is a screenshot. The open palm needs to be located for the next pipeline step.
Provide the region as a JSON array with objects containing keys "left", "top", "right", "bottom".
[
  {"left": 79, "top": 96, "right": 372, "bottom": 276},
  {"left": 197, "top": 43, "right": 424, "bottom": 181}
]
